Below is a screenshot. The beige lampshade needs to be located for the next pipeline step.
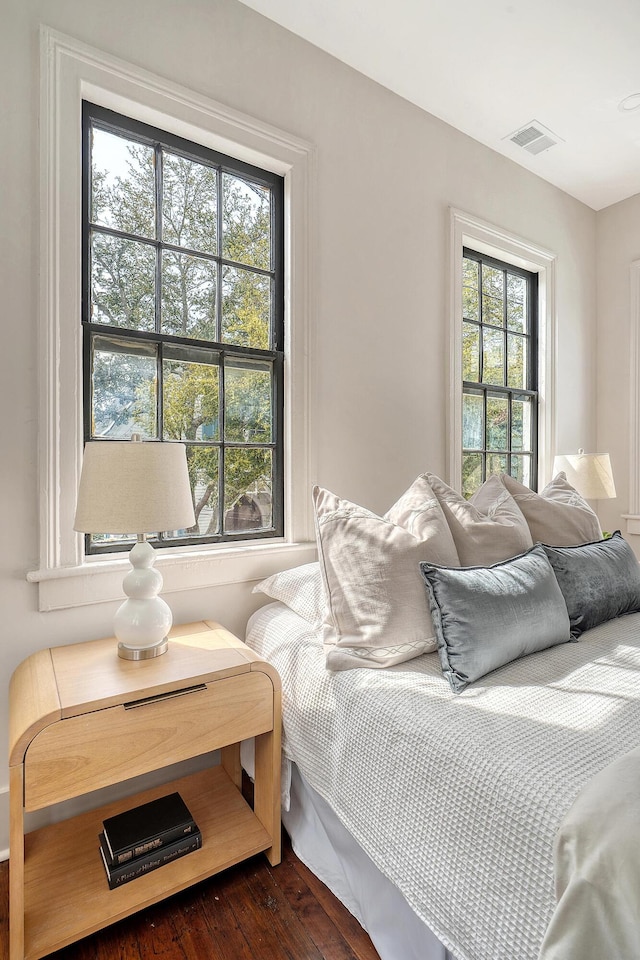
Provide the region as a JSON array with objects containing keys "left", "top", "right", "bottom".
[
  {"left": 74, "top": 440, "right": 196, "bottom": 534},
  {"left": 552, "top": 449, "right": 616, "bottom": 500}
]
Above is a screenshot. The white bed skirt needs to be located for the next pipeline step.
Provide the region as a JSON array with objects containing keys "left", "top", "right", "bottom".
[{"left": 283, "top": 762, "right": 454, "bottom": 960}]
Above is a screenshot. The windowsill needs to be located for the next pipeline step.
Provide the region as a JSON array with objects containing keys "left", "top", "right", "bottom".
[
  {"left": 27, "top": 539, "right": 317, "bottom": 611},
  {"left": 622, "top": 515, "right": 640, "bottom": 536}
]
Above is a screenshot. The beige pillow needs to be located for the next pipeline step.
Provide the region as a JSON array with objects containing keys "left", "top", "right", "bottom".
[
  {"left": 427, "top": 473, "right": 533, "bottom": 566},
  {"left": 500, "top": 472, "right": 602, "bottom": 545},
  {"left": 314, "top": 477, "right": 459, "bottom": 671}
]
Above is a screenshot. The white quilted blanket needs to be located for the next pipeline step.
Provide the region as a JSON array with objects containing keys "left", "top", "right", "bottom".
[{"left": 245, "top": 603, "right": 640, "bottom": 960}]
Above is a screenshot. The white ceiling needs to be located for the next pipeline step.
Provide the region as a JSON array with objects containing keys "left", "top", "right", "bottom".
[{"left": 237, "top": 0, "right": 640, "bottom": 211}]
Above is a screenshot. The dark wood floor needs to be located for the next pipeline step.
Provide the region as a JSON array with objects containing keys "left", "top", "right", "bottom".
[{"left": 0, "top": 831, "right": 380, "bottom": 960}]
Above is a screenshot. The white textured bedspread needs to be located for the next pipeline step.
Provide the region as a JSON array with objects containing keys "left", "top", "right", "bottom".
[{"left": 245, "top": 603, "right": 640, "bottom": 960}]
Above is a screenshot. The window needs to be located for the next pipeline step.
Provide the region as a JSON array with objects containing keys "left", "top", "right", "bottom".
[
  {"left": 461, "top": 248, "right": 538, "bottom": 498},
  {"left": 82, "top": 103, "right": 284, "bottom": 553},
  {"left": 32, "top": 29, "right": 314, "bottom": 611}
]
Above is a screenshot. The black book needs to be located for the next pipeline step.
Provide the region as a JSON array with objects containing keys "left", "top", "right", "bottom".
[
  {"left": 102, "top": 792, "right": 198, "bottom": 865},
  {"left": 99, "top": 830, "right": 202, "bottom": 889}
]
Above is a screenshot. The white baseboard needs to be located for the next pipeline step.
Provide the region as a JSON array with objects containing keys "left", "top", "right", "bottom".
[{"left": 0, "top": 784, "right": 8, "bottom": 861}]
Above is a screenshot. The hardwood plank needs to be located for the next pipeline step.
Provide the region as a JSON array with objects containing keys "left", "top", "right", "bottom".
[
  {"left": 238, "top": 856, "right": 325, "bottom": 959},
  {"left": 172, "top": 870, "right": 257, "bottom": 960},
  {"left": 287, "top": 850, "right": 380, "bottom": 960},
  {"left": 270, "top": 847, "right": 365, "bottom": 960}
]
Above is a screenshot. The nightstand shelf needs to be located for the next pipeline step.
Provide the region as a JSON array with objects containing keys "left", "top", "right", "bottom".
[{"left": 9, "top": 621, "right": 281, "bottom": 960}]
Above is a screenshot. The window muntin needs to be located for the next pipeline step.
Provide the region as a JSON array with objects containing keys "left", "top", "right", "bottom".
[
  {"left": 82, "top": 102, "right": 284, "bottom": 553},
  {"left": 462, "top": 248, "right": 538, "bottom": 499}
]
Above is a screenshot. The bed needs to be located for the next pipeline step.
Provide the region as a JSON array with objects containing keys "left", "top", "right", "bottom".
[{"left": 243, "top": 473, "right": 640, "bottom": 960}]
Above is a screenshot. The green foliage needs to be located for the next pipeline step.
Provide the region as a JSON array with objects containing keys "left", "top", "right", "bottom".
[
  {"left": 89, "top": 128, "right": 275, "bottom": 536},
  {"left": 461, "top": 256, "right": 531, "bottom": 497}
]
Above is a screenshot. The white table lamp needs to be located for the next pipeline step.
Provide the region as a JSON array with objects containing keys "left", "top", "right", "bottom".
[
  {"left": 74, "top": 437, "right": 196, "bottom": 660},
  {"left": 552, "top": 448, "right": 617, "bottom": 501}
]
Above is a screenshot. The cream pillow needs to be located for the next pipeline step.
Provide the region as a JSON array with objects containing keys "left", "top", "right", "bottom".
[
  {"left": 427, "top": 473, "right": 533, "bottom": 566},
  {"left": 314, "top": 477, "right": 459, "bottom": 671},
  {"left": 500, "top": 472, "right": 602, "bottom": 545}
]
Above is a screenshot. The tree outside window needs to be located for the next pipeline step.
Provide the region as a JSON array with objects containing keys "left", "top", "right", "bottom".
[
  {"left": 83, "top": 103, "right": 284, "bottom": 552},
  {"left": 461, "top": 249, "right": 538, "bottom": 499}
]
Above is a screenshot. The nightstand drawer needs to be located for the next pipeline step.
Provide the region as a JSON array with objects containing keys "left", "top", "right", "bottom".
[{"left": 23, "top": 672, "right": 274, "bottom": 810}]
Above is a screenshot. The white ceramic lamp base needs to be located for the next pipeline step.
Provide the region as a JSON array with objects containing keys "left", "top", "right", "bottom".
[{"left": 115, "top": 539, "right": 172, "bottom": 660}]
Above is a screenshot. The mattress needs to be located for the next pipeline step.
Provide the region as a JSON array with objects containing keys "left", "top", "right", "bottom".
[{"left": 245, "top": 601, "right": 640, "bottom": 960}]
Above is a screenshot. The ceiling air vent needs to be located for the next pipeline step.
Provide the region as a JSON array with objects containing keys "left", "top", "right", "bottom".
[{"left": 506, "top": 120, "right": 562, "bottom": 155}]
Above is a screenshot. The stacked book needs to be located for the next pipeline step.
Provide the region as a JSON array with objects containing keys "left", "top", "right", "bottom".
[{"left": 99, "top": 792, "right": 201, "bottom": 889}]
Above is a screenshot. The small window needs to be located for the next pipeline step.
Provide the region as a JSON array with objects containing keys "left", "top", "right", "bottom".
[
  {"left": 461, "top": 248, "right": 538, "bottom": 498},
  {"left": 82, "top": 103, "right": 284, "bottom": 553}
]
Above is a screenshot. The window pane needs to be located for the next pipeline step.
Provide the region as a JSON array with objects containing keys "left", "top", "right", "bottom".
[
  {"left": 482, "top": 328, "right": 504, "bottom": 385},
  {"left": 90, "top": 531, "right": 137, "bottom": 550},
  {"left": 91, "top": 334, "right": 157, "bottom": 439},
  {"left": 222, "top": 173, "right": 271, "bottom": 270},
  {"left": 175, "top": 445, "right": 220, "bottom": 538},
  {"left": 506, "top": 274, "right": 526, "bottom": 333},
  {"left": 512, "top": 397, "right": 532, "bottom": 452},
  {"left": 463, "top": 258, "right": 479, "bottom": 289},
  {"left": 224, "top": 447, "right": 272, "bottom": 533},
  {"left": 482, "top": 265, "right": 503, "bottom": 297},
  {"left": 483, "top": 293, "right": 503, "bottom": 326},
  {"left": 462, "top": 286, "right": 479, "bottom": 322},
  {"left": 463, "top": 392, "right": 483, "bottom": 449},
  {"left": 91, "top": 233, "right": 155, "bottom": 330},
  {"left": 163, "top": 354, "right": 220, "bottom": 442},
  {"left": 161, "top": 251, "right": 217, "bottom": 340},
  {"left": 222, "top": 267, "right": 270, "bottom": 348},
  {"left": 225, "top": 359, "right": 272, "bottom": 442},
  {"left": 507, "top": 334, "right": 527, "bottom": 389},
  {"left": 510, "top": 454, "right": 531, "bottom": 487},
  {"left": 506, "top": 296, "right": 525, "bottom": 333},
  {"left": 507, "top": 274, "right": 526, "bottom": 301},
  {"left": 162, "top": 153, "right": 217, "bottom": 255},
  {"left": 462, "top": 453, "right": 483, "bottom": 499},
  {"left": 462, "top": 323, "right": 480, "bottom": 381},
  {"left": 91, "top": 127, "right": 155, "bottom": 238},
  {"left": 487, "top": 453, "right": 508, "bottom": 477},
  {"left": 487, "top": 395, "right": 509, "bottom": 451}
]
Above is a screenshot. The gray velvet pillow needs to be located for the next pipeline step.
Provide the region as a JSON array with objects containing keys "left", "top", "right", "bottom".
[
  {"left": 541, "top": 532, "right": 640, "bottom": 638},
  {"left": 420, "top": 544, "right": 571, "bottom": 693}
]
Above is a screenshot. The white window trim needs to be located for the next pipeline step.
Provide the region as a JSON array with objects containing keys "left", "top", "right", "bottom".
[
  {"left": 448, "top": 208, "right": 557, "bottom": 491},
  {"left": 623, "top": 260, "right": 640, "bottom": 535},
  {"left": 28, "top": 26, "right": 317, "bottom": 611}
]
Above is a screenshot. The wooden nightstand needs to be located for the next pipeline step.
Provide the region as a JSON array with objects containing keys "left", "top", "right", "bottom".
[{"left": 8, "top": 620, "right": 281, "bottom": 960}]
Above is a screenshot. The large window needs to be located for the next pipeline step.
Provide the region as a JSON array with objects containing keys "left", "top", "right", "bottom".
[
  {"left": 82, "top": 103, "right": 284, "bottom": 553},
  {"left": 462, "top": 248, "right": 538, "bottom": 498}
]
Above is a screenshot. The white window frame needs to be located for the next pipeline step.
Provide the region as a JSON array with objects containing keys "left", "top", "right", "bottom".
[
  {"left": 623, "top": 260, "right": 640, "bottom": 535},
  {"left": 28, "top": 27, "right": 316, "bottom": 611},
  {"left": 449, "top": 208, "right": 557, "bottom": 490}
]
